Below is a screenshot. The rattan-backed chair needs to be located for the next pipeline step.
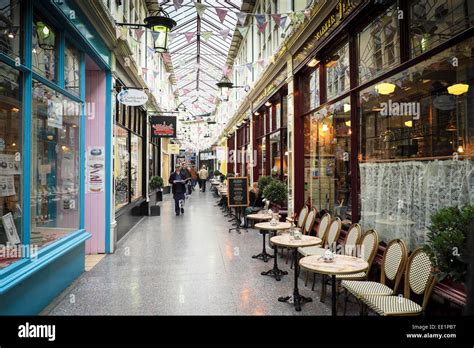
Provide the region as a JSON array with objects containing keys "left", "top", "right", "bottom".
[
  {"left": 360, "top": 248, "right": 436, "bottom": 316},
  {"left": 341, "top": 238, "right": 408, "bottom": 315},
  {"left": 284, "top": 205, "right": 310, "bottom": 263},
  {"left": 298, "top": 217, "right": 341, "bottom": 257}
]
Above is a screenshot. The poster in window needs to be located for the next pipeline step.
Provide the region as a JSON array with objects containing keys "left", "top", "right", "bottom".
[
  {"left": 0, "top": 154, "right": 21, "bottom": 175},
  {"left": 2, "top": 212, "right": 20, "bottom": 245},
  {"left": 86, "top": 147, "right": 105, "bottom": 193},
  {"left": 0, "top": 176, "right": 16, "bottom": 197},
  {"left": 150, "top": 116, "right": 177, "bottom": 139}
]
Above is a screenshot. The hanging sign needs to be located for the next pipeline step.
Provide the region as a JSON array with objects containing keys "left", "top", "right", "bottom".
[
  {"left": 227, "top": 177, "right": 249, "bottom": 208},
  {"left": 86, "top": 147, "right": 105, "bottom": 193},
  {"left": 117, "top": 89, "right": 148, "bottom": 106},
  {"left": 151, "top": 116, "right": 177, "bottom": 138},
  {"left": 168, "top": 144, "right": 180, "bottom": 154}
]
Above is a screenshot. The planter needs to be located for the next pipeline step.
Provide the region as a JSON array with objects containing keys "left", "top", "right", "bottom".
[
  {"left": 270, "top": 202, "right": 288, "bottom": 221},
  {"left": 149, "top": 205, "right": 160, "bottom": 216},
  {"left": 156, "top": 190, "right": 163, "bottom": 202}
]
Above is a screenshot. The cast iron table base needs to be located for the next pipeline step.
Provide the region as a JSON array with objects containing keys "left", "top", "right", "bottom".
[
  {"left": 261, "top": 231, "right": 288, "bottom": 281},
  {"left": 252, "top": 230, "right": 273, "bottom": 262}
]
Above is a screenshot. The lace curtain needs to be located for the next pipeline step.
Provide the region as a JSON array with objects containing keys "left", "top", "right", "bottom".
[{"left": 360, "top": 159, "right": 474, "bottom": 250}]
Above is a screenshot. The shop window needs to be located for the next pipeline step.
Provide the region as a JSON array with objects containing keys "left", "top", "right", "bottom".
[
  {"left": 33, "top": 16, "right": 57, "bottom": 81},
  {"left": 410, "top": 0, "right": 474, "bottom": 58},
  {"left": 114, "top": 125, "right": 129, "bottom": 210},
  {"left": 282, "top": 95, "right": 288, "bottom": 127},
  {"left": 31, "top": 82, "right": 80, "bottom": 249},
  {"left": 64, "top": 43, "right": 80, "bottom": 95},
  {"left": 359, "top": 4, "right": 400, "bottom": 84},
  {"left": 359, "top": 37, "right": 474, "bottom": 249},
  {"left": 270, "top": 132, "right": 281, "bottom": 179},
  {"left": 0, "top": 0, "right": 21, "bottom": 60},
  {"left": 301, "top": 67, "right": 320, "bottom": 113},
  {"left": 0, "top": 62, "right": 22, "bottom": 269},
  {"left": 304, "top": 97, "right": 351, "bottom": 220},
  {"left": 130, "top": 134, "right": 142, "bottom": 201},
  {"left": 326, "top": 43, "right": 350, "bottom": 101}
]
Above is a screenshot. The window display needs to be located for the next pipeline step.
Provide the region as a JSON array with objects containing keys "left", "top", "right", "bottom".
[
  {"left": 301, "top": 67, "right": 320, "bottom": 113},
  {"left": 65, "top": 43, "right": 80, "bottom": 95},
  {"left": 0, "top": 0, "right": 21, "bottom": 60},
  {"left": 33, "top": 16, "right": 56, "bottom": 81},
  {"left": 31, "top": 82, "right": 80, "bottom": 249},
  {"left": 130, "top": 134, "right": 142, "bottom": 201},
  {"left": 359, "top": 37, "right": 474, "bottom": 249},
  {"left": 304, "top": 97, "right": 351, "bottom": 219},
  {"left": 0, "top": 62, "right": 22, "bottom": 269},
  {"left": 114, "top": 125, "right": 129, "bottom": 210}
]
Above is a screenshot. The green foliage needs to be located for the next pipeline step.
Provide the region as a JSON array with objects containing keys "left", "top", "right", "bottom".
[
  {"left": 149, "top": 176, "right": 164, "bottom": 191},
  {"left": 213, "top": 170, "right": 221, "bottom": 176},
  {"left": 423, "top": 205, "right": 474, "bottom": 284},
  {"left": 258, "top": 176, "right": 274, "bottom": 192},
  {"left": 263, "top": 180, "right": 288, "bottom": 205}
]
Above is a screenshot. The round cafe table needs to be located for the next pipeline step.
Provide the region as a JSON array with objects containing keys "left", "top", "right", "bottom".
[
  {"left": 299, "top": 254, "right": 368, "bottom": 316},
  {"left": 254, "top": 221, "right": 291, "bottom": 281},
  {"left": 270, "top": 234, "right": 322, "bottom": 311}
]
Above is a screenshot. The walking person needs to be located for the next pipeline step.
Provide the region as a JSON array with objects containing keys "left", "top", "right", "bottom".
[
  {"left": 198, "top": 165, "right": 209, "bottom": 192},
  {"left": 169, "top": 165, "right": 189, "bottom": 216},
  {"left": 190, "top": 166, "right": 198, "bottom": 191}
]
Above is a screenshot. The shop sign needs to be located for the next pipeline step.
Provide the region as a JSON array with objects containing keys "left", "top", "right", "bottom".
[
  {"left": 86, "top": 147, "right": 105, "bottom": 193},
  {"left": 117, "top": 89, "right": 148, "bottom": 106},
  {"left": 151, "top": 116, "right": 177, "bottom": 139},
  {"left": 168, "top": 144, "right": 180, "bottom": 154},
  {"left": 255, "top": 67, "right": 287, "bottom": 107}
]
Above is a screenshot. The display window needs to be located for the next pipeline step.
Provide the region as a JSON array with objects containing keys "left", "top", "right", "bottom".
[
  {"left": 301, "top": 67, "right": 320, "bottom": 113},
  {"left": 32, "top": 16, "right": 57, "bottom": 81},
  {"left": 0, "top": 0, "right": 22, "bottom": 60},
  {"left": 326, "top": 42, "right": 350, "bottom": 101},
  {"left": 64, "top": 43, "right": 80, "bottom": 95},
  {"left": 304, "top": 97, "right": 351, "bottom": 219},
  {"left": 114, "top": 125, "right": 129, "bottom": 210},
  {"left": 31, "top": 81, "right": 81, "bottom": 249},
  {"left": 359, "top": 37, "right": 474, "bottom": 250},
  {"left": 130, "top": 134, "right": 142, "bottom": 201}
]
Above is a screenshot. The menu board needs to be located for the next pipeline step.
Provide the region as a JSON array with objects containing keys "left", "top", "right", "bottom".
[{"left": 227, "top": 177, "right": 249, "bottom": 208}]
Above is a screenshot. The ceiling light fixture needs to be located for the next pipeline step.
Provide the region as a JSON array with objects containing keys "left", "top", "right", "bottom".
[
  {"left": 375, "top": 82, "right": 396, "bottom": 95},
  {"left": 447, "top": 83, "right": 469, "bottom": 96},
  {"left": 265, "top": 101, "right": 272, "bottom": 107},
  {"left": 307, "top": 57, "right": 319, "bottom": 68}
]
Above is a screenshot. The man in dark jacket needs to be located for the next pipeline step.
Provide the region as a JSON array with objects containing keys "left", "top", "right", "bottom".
[{"left": 169, "top": 165, "right": 189, "bottom": 216}]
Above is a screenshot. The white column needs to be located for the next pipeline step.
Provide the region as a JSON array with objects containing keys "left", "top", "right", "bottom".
[
  {"left": 286, "top": 54, "right": 295, "bottom": 217},
  {"left": 249, "top": 112, "right": 254, "bottom": 184}
]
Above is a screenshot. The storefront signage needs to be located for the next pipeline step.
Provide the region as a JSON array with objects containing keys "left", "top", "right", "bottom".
[
  {"left": 227, "top": 177, "right": 249, "bottom": 208},
  {"left": 255, "top": 67, "right": 287, "bottom": 107},
  {"left": 168, "top": 144, "right": 180, "bottom": 154},
  {"left": 86, "top": 147, "right": 105, "bottom": 193},
  {"left": 117, "top": 89, "right": 148, "bottom": 106},
  {"left": 293, "top": 0, "right": 362, "bottom": 70},
  {"left": 151, "top": 116, "right": 177, "bottom": 139}
]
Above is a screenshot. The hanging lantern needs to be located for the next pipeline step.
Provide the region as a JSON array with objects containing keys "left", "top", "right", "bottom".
[
  {"left": 35, "top": 21, "right": 55, "bottom": 50},
  {"left": 216, "top": 76, "right": 233, "bottom": 99},
  {"left": 144, "top": 7, "right": 177, "bottom": 53}
]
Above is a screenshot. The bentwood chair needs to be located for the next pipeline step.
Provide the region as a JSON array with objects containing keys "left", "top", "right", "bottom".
[
  {"left": 284, "top": 205, "right": 310, "bottom": 263},
  {"left": 341, "top": 238, "right": 408, "bottom": 315},
  {"left": 360, "top": 248, "right": 436, "bottom": 316}
]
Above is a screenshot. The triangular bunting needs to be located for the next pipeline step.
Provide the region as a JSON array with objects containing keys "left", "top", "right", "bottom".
[
  {"left": 279, "top": 16, "right": 288, "bottom": 29},
  {"left": 255, "top": 14, "right": 266, "bottom": 26},
  {"left": 237, "top": 12, "right": 247, "bottom": 26},
  {"left": 222, "top": 65, "right": 232, "bottom": 77},
  {"left": 246, "top": 63, "right": 253, "bottom": 72},
  {"left": 115, "top": 26, "right": 121, "bottom": 39},
  {"left": 153, "top": 70, "right": 160, "bottom": 78},
  {"left": 151, "top": 31, "right": 160, "bottom": 42},
  {"left": 182, "top": 89, "right": 190, "bottom": 96},
  {"left": 257, "top": 22, "right": 268, "bottom": 33},
  {"left": 185, "top": 32, "right": 195, "bottom": 43},
  {"left": 194, "top": 2, "right": 207, "bottom": 17},
  {"left": 215, "top": 8, "right": 228, "bottom": 23},
  {"left": 135, "top": 28, "right": 145, "bottom": 40},
  {"left": 201, "top": 31, "right": 213, "bottom": 42},
  {"left": 235, "top": 65, "right": 245, "bottom": 73},
  {"left": 219, "top": 28, "right": 230, "bottom": 40},
  {"left": 147, "top": 46, "right": 155, "bottom": 56},
  {"left": 162, "top": 53, "right": 171, "bottom": 64},
  {"left": 257, "top": 59, "right": 265, "bottom": 68},
  {"left": 271, "top": 14, "right": 281, "bottom": 26},
  {"left": 169, "top": 32, "right": 177, "bottom": 42},
  {"left": 173, "top": 0, "right": 184, "bottom": 11},
  {"left": 237, "top": 26, "right": 249, "bottom": 37}
]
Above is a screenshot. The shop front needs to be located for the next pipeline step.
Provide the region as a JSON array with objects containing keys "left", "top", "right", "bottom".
[
  {"left": 294, "top": 0, "right": 474, "bottom": 250},
  {"left": 0, "top": 0, "right": 112, "bottom": 314}
]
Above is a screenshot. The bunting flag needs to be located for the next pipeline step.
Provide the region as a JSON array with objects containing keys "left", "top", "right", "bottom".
[
  {"left": 147, "top": 46, "right": 155, "bottom": 56},
  {"left": 219, "top": 28, "right": 230, "bottom": 40},
  {"left": 271, "top": 14, "right": 281, "bottom": 26},
  {"left": 237, "top": 12, "right": 247, "bottom": 26},
  {"left": 134, "top": 28, "right": 145, "bottom": 40},
  {"left": 215, "top": 8, "right": 228, "bottom": 23},
  {"left": 115, "top": 26, "right": 121, "bottom": 39},
  {"left": 173, "top": 0, "right": 184, "bottom": 11},
  {"left": 195, "top": 2, "right": 207, "bottom": 17},
  {"left": 257, "top": 22, "right": 268, "bottom": 33},
  {"left": 184, "top": 32, "right": 195, "bottom": 43},
  {"left": 237, "top": 26, "right": 248, "bottom": 37},
  {"left": 182, "top": 89, "right": 190, "bottom": 96},
  {"left": 246, "top": 63, "right": 253, "bottom": 72},
  {"left": 255, "top": 14, "right": 266, "bottom": 26},
  {"left": 279, "top": 16, "right": 288, "bottom": 29},
  {"left": 162, "top": 53, "right": 171, "bottom": 64},
  {"left": 151, "top": 31, "right": 160, "bottom": 42},
  {"left": 257, "top": 59, "right": 265, "bottom": 68},
  {"left": 222, "top": 65, "right": 232, "bottom": 77},
  {"left": 169, "top": 32, "right": 177, "bottom": 42},
  {"left": 201, "top": 31, "right": 213, "bottom": 42},
  {"left": 235, "top": 65, "right": 245, "bottom": 73},
  {"left": 153, "top": 70, "right": 160, "bottom": 78}
]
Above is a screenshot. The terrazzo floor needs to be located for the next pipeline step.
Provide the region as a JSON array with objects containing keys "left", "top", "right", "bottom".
[{"left": 43, "top": 189, "right": 361, "bottom": 316}]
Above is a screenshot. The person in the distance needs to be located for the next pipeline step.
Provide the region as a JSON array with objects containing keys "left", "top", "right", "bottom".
[{"left": 169, "top": 165, "right": 189, "bottom": 216}]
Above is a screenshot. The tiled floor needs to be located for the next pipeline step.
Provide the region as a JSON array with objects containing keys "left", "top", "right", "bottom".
[{"left": 44, "top": 189, "right": 360, "bottom": 315}]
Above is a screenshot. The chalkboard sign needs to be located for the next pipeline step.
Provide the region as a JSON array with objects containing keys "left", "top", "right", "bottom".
[{"left": 227, "top": 177, "right": 249, "bottom": 208}]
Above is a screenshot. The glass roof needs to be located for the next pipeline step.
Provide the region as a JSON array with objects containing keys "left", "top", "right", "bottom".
[{"left": 160, "top": 0, "right": 243, "bottom": 115}]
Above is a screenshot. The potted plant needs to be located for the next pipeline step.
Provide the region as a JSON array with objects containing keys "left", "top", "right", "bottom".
[
  {"left": 423, "top": 205, "right": 474, "bottom": 291},
  {"left": 149, "top": 176, "right": 164, "bottom": 202},
  {"left": 263, "top": 180, "right": 288, "bottom": 211},
  {"left": 258, "top": 176, "right": 274, "bottom": 193}
]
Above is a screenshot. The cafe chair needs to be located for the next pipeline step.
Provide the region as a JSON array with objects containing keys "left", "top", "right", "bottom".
[
  {"left": 360, "top": 248, "right": 436, "bottom": 316},
  {"left": 341, "top": 238, "right": 407, "bottom": 316},
  {"left": 284, "top": 205, "right": 310, "bottom": 263},
  {"left": 331, "top": 229, "right": 379, "bottom": 303}
]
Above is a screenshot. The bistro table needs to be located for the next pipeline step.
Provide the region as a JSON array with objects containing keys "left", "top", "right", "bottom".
[
  {"left": 270, "top": 234, "right": 322, "bottom": 311},
  {"left": 254, "top": 221, "right": 291, "bottom": 280},
  {"left": 299, "top": 254, "right": 369, "bottom": 316}
]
